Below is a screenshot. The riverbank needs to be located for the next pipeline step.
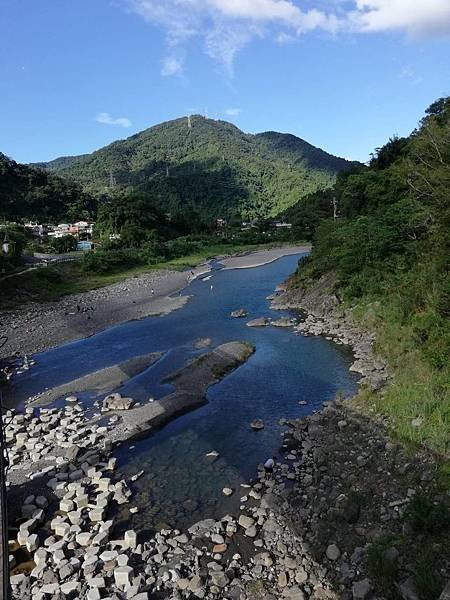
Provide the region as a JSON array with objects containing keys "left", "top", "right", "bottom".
[
  {"left": 0, "top": 244, "right": 308, "bottom": 360},
  {"left": 0, "top": 268, "right": 198, "bottom": 359},
  {"left": 220, "top": 245, "right": 310, "bottom": 270},
  {"left": 267, "top": 270, "right": 450, "bottom": 598}
]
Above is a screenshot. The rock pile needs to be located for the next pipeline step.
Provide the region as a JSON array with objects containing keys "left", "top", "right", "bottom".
[
  {"left": 5, "top": 390, "right": 448, "bottom": 599},
  {"left": 270, "top": 278, "right": 388, "bottom": 391},
  {"left": 274, "top": 398, "right": 448, "bottom": 599},
  {"left": 294, "top": 313, "right": 388, "bottom": 390},
  {"left": 5, "top": 399, "right": 338, "bottom": 600}
]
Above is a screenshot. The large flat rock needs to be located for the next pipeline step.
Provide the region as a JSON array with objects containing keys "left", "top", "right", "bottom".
[
  {"left": 108, "top": 342, "right": 254, "bottom": 444},
  {"left": 26, "top": 352, "right": 163, "bottom": 407}
]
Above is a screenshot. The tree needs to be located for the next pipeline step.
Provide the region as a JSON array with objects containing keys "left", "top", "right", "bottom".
[{"left": 49, "top": 234, "right": 77, "bottom": 254}]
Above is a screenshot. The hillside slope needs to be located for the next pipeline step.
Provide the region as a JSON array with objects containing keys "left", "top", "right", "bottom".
[
  {"left": 35, "top": 115, "right": 358, "bottom": 220},
  {"left": 289, "top": 97, "right": 450, "bottom": 455},
  {"left": 0, "top": 152, "right": 95, "bottom": 222}
]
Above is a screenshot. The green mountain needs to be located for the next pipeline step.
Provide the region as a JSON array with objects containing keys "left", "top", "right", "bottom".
[
  {"left": 35, "top": 115, "right": 358, "bottom": 220},
  {"left": 0, "top": 152, "right": 95, "bottom": 222}
]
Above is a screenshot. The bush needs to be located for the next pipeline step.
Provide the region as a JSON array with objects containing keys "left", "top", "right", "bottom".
[
  {"left": 82, "top": 249, "right": 145, "bottom": 274},
  {"left": 403, "top": 493, "right": 450, "bottom": 534}
]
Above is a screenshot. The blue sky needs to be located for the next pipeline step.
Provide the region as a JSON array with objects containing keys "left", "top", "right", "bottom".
[{"left": 1, "top": 0, "right": 449, "bottom": 164}]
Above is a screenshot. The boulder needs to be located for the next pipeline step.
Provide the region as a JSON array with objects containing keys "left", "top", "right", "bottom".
[
  {"left": 272, "top": 317, "right": 295, "bottom": 327},
  {"left": 326, "top": 544, "right": 341, "bottom": 561},
  {"left": 238, "top": 515, "right": 255, "bottom": 529},
  {"left": 103, "top": 393, "right": 134, "bottom": 411},
  {"left": 231, "top": 309, "right": 248, "bottom": 318},
  {"left": 247, "top": 317, "right": 269, "bottom": 327},
  {"left": 352, "top": 578, "right": 372, "bottom": 600}
]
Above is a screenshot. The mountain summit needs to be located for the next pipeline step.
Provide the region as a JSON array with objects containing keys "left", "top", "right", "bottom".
[{"left": 35, "top": 116, "right": 359, "bottom": 220}]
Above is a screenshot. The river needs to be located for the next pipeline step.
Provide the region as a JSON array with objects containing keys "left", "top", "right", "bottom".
[{"left": 10, "top": 253, "right": 358, "bottom": 531}]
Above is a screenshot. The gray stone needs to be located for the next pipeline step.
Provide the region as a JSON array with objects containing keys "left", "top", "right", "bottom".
[
  {"left": 326, "top": 543, "right": 341, "bottom": 561},
  {"left": 238, "top": 515, "right": 255, "bottom": 529},
  {"left": 352, "top": 578, "right": 373, "bottom": 600},
  {"left": 210, "top": 571, "right": 229, "bottom": 588},
  {"left": 247, "top": 317, "right": 268, "bottom": 327}
]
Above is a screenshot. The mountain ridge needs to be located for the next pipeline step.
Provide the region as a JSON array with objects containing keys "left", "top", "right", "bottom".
[{"left": 32, "top": 115, "right": 360, "bottom": 220}]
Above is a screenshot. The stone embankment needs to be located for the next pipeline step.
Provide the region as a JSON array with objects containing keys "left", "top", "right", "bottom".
[{"left": 270, "top": 274, "right": 388, "bottom": 391}]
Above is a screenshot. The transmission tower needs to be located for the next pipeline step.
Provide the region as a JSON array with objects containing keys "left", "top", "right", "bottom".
[
  {"left": 332, "top": 196, "right": 338, "bottom": 221},
  {"left": 109, "top": 170, "right": 116, "bottom": 189}
]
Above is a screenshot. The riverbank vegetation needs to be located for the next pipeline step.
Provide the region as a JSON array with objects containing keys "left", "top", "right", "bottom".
[
  {"left": 287, "top": 98, "right": 449, "bottom": 599},
  {"left": 290, "top": 97, "right": 449, "bottom": 458}
]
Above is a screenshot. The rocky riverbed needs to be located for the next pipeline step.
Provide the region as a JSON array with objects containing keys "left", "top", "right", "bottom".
[
  {"left": 0, "top": 268, "right": 205, "bottom": 360},
  {"left": 6, "top": 384, "right": 448, "bottom": 600},
  {"left": 3, "top": 258, "right": 448, "bottom": 599}
]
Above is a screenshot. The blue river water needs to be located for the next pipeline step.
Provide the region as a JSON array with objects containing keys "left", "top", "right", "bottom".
[{"left": 11, "top": 253, "right": 359, "bottom": 531}]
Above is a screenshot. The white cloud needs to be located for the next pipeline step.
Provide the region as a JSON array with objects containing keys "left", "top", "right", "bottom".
[
  {"left": 350, "top": 0, "right": 450, "bottom": 36},
  {"left": 224, "top": 107, "right": 242, "bottom": 116},
  {"left": 96, "top": 112, "right": 132, "bottom": 128},
  {"left": 126, "top": 1, "right": 450, "bottom": 75},
  {"left": 161, "top": 56, "right": 183, "bottom": 76}
]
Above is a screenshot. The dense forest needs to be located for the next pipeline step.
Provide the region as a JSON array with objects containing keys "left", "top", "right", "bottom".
[
  {"left": 0, "top": 153, "right": 96, "bottom": 223},
  {"left": 290, "top": 97, "right": 449, "bottom": 454},
  {"left": 35, "top": 115, "right": 358, "bottom": 221}
]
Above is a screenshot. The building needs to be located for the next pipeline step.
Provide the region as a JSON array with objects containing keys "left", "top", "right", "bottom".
[{"left": 77, "top": 240, "right": 94, "bottom": 251}]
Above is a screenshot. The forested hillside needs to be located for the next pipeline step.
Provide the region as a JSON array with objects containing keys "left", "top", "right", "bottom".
[
  {"left": 35, "top": 115, "right": 358, "bottom": 221},
  {"left": 290, "top": 97, "right": 450, "bottom": 454},
  {"left": 0, "top": 153, "right": 95, "bottom": 222}
]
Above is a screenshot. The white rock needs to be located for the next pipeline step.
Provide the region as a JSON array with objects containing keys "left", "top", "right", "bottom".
[
  {"left": 60, "top": 581, "right": 80, "bottom": 595},
  {"left": 124, "top": 530, "right": 137, "bottom": 549},
  {"left": 26, "top": 534, "right": 39, "bottom": 552},
  {"left": 76, "top": 532, "right": 92, "bottom": 546},
  {"left": 114, "top": 565, "right": 133, "bottom": 588}
]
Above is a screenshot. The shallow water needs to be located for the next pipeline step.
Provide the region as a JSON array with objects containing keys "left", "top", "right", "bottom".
[{"left": 11, "top": 253, "right": 359, "bottom": 531}]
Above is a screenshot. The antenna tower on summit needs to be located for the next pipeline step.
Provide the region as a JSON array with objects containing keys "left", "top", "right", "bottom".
[{"left": 187, "top": 115, "right": 192, "bottom": 129}]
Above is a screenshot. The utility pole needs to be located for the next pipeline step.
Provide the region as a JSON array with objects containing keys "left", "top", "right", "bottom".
[
  {"left": 0, "top": 336, "right": 11, "bottom": 599},
  {"left": 0, "top": 410, "right": 9, "bottom": 599}
]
